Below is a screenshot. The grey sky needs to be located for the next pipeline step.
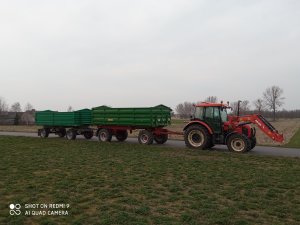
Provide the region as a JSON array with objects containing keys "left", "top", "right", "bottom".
[{"left": 1, "top": 0, "right": 299, "bottom": 111}]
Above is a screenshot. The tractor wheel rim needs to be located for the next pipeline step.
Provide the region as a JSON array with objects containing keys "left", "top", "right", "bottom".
[
  {"left": 141, "top": 134, "right": 148, "bottom": 143},
  {"left": 188, "top": 130, "right": 204, "bottom": 147},
  {"left": 231, "top": 138, "right": 245, "bottom": 152}
]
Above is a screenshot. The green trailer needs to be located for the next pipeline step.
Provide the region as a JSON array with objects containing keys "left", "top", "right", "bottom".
[
  {"left": 92, "top": 105, "right": 173, "bottom": 144},
  {"left": 36, "top": 109, "right": 93, "bottom": 140}
]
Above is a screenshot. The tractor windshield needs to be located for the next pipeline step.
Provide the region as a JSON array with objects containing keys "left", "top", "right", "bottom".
[{"left": 220, "top": 108, "right": 228, "bottom": 122}]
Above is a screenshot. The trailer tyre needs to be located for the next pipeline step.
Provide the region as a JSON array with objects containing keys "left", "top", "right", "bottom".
[
  {"left": 40, "top": 128, "right": 49, "bottom": 138},
  {"left": 227, "top": 134, "right": 250, "bottom": 153},
  {"left": 138, "top": 130, "right": 154, "bottom": 145},
  {"left": 83, "top": 131, "right": 94, "bottom": 139},
  {"left": 184, "top": 125, "right": 211, "bottom": 149},
  {"left": 98, "top": 129, "right": 112, "bottom": 142},
  {"left": 154, "top": 134, "right": 168, "bottom": 144},
  {"left": 58, "top": 129, "right": 66, "bottom": 138},
  {"left": 116, "top": 130, "right": 128, "bottom": 142},
  {"left": 66, "top": 129, "right": 76, "bottom": 140}
]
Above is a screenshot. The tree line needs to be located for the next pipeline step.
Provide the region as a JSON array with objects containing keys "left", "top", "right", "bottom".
[
  {"left": 0, "top": 98, "right": 34, "bottom": 113},
  {"left": 175, "top": 85, "right": 295, "bottom": 121}
]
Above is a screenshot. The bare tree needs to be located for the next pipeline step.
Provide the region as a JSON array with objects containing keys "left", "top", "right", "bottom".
[
  {"left": 230, "top": 100, "right": 250, "bottom": 115},
  {"left": 240, "top": 100, "right": 250, "bottom": 114},
  {"left": 230, "top": 101, "right": 239, "bottom": 115},
  {"left": 67, "top": 106, "right": 74, "bottom": 112},
  {"left": 175, "top": 102, "right": 195, "bottom": 118},
  {"left": 0, "top": 97, "right": 9, "bottom": 112},
  {"left": 24, "top": 103, "right": 33, "bottom": 112},
  {"left": 204, "top": 96, "right": 218, "bottom": 103},
  {"left": 22, "top": 102, "right": 35, "bottom": 125},
  {"left": 10, "top": 102, "right": 22, "bottom": 112},
  {"left": 263, "top": 86, "right": 284, "bottom": 121},
  {"left": 253, "top": 98, "right": 264, "bottom": 114}
]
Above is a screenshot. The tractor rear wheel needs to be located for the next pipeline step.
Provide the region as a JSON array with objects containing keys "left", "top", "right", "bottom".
[
  {"left": 184, "top": 125, "right": 211, "bottom": 149},
  {"left": 227, "top": 134, "right": 250, "bottom": 153},
  {"left": 154, "top": 134, "right": 168, "bottom": 144},
  {"left": 116, "top": 130, "right": 128, "bottom": 142},
  {"left": 138, "top": 130, "right": 154, "bottom": 145},
  {"left": 98, "top": 129, "right": 112, "bottom": 142},
  {"left": 66, "top": 129, "right": 76, "bottom": 140}
]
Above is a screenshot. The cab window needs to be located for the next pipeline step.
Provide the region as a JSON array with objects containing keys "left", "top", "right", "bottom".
[
  {"left": 205, "top": 107, "right": 214, "bottom": 119},
  {"left": 194, "top": 107, "right": 204, "bottom": 120},
  {"left": 205, "top": 107, "right": 220, "bottom": 120}
]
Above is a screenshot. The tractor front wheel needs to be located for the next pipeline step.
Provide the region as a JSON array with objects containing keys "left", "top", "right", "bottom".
[
  {"left": 248, "top": 137, "right": 256, "bottom": 151},
  {"left": 184, "top": 125, "right": 211, "bottom": 149},
  {"left": 227, "top": 134, "right": 250, "bottom": 153}
]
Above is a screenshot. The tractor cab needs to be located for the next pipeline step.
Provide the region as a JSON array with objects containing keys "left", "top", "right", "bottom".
[{"left": 193, "top": 102, "right": 229, "bottom": 134}]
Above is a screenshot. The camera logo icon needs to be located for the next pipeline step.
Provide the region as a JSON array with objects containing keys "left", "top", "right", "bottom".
[{"left": 9, "top": 204, "right": 21, "bottom": 215}]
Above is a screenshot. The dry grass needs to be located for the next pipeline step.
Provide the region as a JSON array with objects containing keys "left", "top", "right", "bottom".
[
  {"left": 254, "top": 119, "right": 300, "bottom": 146},
  {"left": 0, "top": 125, "right": 41, "bottom": 133}
]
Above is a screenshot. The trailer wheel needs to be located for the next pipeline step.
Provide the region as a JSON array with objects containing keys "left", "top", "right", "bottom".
[
  {"left": 227, "top": 134, "right": 250, "bottom": 153},
  {"left": 184, "top": 125, "right": 211, "bottom": 149},
  {"left": 138, "top": 130, "right": 154, "bottom": 145},
  {"left": 66, "top": 129, "right": 76, "bottom": 140},
  {"left": 115, "top": 130, "right": 128, "bottom": 142},
  {"left": 154, "top": 134, "right": 168, "bottom": 144},
  {"left": 58, "top": 129, "right": 66, "bottom": 138},
  {"left": 98, "top": 129, "right": 112, "bottom": 142},
  {"left": 40, "top": 128, "right": 49, "bottom": 138},
  {"left": 83, "top": 131, "right": 94, "bottom": 139}
]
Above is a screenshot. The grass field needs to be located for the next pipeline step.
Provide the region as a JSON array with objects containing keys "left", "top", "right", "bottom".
[
  {"left": 284, "top": 128, "right": 300, "bottom": 148},
  {"left": 1, "top": 136, "right": 300, "bottom": 225}
]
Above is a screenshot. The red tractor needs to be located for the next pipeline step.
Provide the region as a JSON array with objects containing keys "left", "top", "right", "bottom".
[{"left": 184, "top": 102, "right": 284, "bottom": 153}]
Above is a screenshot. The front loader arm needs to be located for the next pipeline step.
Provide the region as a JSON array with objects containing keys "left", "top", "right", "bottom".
[{"left": 238, "top": 114, "right": 284, "bottom": 143}]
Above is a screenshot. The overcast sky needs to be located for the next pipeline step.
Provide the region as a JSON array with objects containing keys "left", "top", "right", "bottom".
[{"left": 0, "top": 0, "right": 299, "bottom": 111}]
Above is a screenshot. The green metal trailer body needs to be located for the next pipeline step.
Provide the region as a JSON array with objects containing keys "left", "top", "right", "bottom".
[
  {"left": 92, "top": 105, "right": 171, "bottom": 127},
  {"left": 35, "top": 109, "right": 91, "bottom": 127}
]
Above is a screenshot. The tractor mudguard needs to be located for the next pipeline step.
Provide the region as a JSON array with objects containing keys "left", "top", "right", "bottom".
[
  {"left": 183, "top": 121, "right": 213, "bottom": 134},
  {"left": 224, "top": 131, "right": 239, "bottom": 144}
]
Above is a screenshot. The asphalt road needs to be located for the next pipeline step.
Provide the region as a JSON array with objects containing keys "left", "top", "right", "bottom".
[{"left": 1, "top": 131, "right": 300, "bottom": 158}]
